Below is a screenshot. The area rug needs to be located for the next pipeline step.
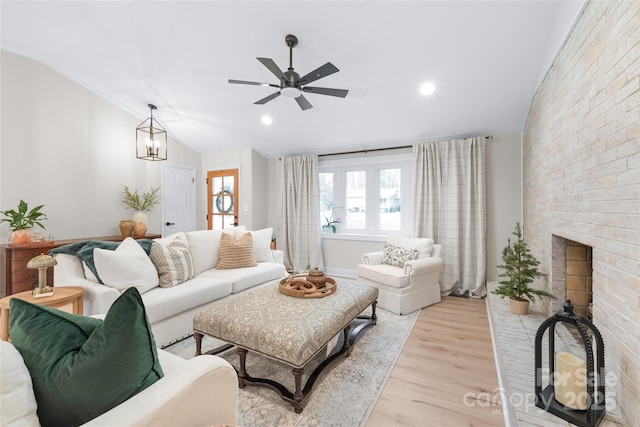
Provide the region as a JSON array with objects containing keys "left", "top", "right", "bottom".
[{"left": 164, "top": 286, "right": 418, "bottom": 427}]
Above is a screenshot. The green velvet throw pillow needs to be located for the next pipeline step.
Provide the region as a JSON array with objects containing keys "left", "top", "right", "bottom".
[{"left": 9, "top": 288, "right": 164, "bottom": 427}]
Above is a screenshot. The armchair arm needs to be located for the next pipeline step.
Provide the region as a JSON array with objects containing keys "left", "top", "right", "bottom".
[
  {"left": 362, "top": 251, "right": 384, "bottom": 265},
  {"left": 404, "top": 257, "right": 443, "bottom": 276},
  {"left": 83, "top": 355, "right": 238, "bottom": 427}
]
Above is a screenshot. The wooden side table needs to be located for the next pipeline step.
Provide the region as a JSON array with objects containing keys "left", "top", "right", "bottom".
[{"left": 0, "top": 286, "right": 84, "bottom": 341}]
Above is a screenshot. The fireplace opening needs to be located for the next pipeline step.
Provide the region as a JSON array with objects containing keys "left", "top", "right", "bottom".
[{"left": 551, "top": 236, "right": 593, "bottom": 318}]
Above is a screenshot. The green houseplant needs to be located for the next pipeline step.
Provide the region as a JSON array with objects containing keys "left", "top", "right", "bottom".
[
  {"left": 493, "top": 222, "right": 554, "bottom": 314},
  {"left": 121, "top": 186, "right": 160, "bottom": 238},
  {"left": 0, "top": 200, "right": 48, "bottom": 244}
]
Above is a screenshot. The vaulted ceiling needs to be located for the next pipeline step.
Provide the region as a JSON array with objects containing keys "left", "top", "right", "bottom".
[{"left": 1, "top": 1, "right": 585, "bottom": 159}]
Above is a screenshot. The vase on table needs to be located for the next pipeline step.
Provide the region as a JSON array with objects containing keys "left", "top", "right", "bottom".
[
  {"left": 119, "top": 220, "right": 134, "bottom": 239},
  {"left": 132, "top": 212, "right": 147, "bottom": 238}
]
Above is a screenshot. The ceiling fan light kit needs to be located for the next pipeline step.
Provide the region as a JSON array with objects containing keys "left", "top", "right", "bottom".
[{"left": 229, "top": 34, "right": 348, "bottom": 111}]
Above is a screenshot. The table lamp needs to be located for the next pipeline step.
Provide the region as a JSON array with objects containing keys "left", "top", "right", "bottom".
[{"left": 27, "top": 253, "right": 57, "bottom": 298}]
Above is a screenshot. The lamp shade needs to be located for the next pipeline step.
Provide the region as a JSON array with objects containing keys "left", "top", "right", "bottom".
[
  {"left": 26, "top": 253, "right": 57, "bottom": 269},
  {"left": 136, "top": 104, "right": 167, "bottom": 161}
]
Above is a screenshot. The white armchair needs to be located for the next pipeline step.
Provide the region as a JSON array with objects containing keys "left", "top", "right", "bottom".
[
  {"left": 356, "top": 236, "right": 443, "bottom": 315},
  {"left": 1, "top": 340, "right": 238, "bottom": 427}
]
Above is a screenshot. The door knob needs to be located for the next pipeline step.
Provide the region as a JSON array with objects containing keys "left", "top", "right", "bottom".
[{"left": 166, "top": 222, "right": 175, "bottom": 226}]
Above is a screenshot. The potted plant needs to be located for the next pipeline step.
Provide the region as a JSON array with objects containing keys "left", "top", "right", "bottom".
[
  {"left": 321, "top": 213, "right": 341, "bottom": 233},
  {"left": 493, "top": 222, "right": 554, "bottom": 315},
  {"left": 121, "top": 186, "right": 160, "bottom": 238},
  {"left": 0, "top": 200, "right": 48, "bottom": 244}
]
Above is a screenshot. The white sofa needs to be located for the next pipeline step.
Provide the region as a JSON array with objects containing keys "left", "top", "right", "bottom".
[
  {"left": 53, "top": 227, "right": 287, "bottom": 347},
  {"left": 0, "top": 339, "right": 238, "bottom": 427},
  {"left": 356, "top": 236, "right": 443, "bottom": 315}
]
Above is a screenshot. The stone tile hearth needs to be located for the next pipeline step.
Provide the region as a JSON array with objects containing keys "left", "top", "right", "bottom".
[{"left": 486, "top": 282, "right": 624, "bottom": 427}]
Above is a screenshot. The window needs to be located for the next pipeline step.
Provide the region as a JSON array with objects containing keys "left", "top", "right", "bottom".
[{"left": 319, "top": 152, "right": 412, "bottom": 236}]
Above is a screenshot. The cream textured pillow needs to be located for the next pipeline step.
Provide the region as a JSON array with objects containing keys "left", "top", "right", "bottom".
[
  {"left": 94, "top": 237, "right": 159, "bottom": 294},
  {"left": 216, "top": 232, "right": 257, "bottom": 269},
  {"left": 149, "top": 238, "right": 195, "bottom": 288}
]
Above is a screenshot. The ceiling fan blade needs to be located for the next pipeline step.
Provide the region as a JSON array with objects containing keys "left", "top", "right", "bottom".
[
  {"left": 295, "top": 94, "right": 313, "bottom": 111},
  {"left": 229, "top": 79, "right": 280, "bottom": 88},
  {"left": 302, "top": 86, "right": 349, "bottom": 98},
  {"left": 257, "top": 58, "right": 285, "bottom": 80},
  {"left": 297, "top": 62, "right": 339, "bottom": 86},
  {"left": 254, "top": 91, "right": 281, "bottom": 105}
]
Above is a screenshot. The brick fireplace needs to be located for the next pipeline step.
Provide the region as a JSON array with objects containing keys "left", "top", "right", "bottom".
[{"left": 522, "top": 1, "right": 639, "bottom": 424}]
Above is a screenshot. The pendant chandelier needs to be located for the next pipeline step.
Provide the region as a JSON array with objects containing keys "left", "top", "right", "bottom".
[{"left": 136, "top": 104, "right": 167, "bottom": 161}]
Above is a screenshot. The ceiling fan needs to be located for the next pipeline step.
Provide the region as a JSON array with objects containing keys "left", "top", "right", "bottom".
[{"left": 229, "top": 34, "right": 348, "bottom": 111}]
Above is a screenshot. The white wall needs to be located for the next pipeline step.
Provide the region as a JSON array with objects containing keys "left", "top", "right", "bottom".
[
  {"left": 486, "top": 133, "right": 523, "bottom": 281},
  {"left": 0, "top": 50, "right": 202, "bottom": 241}
]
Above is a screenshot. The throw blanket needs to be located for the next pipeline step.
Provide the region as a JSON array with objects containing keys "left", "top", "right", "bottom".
[{"left": 49, "top": 239, "right": 153, "bottom": 284}]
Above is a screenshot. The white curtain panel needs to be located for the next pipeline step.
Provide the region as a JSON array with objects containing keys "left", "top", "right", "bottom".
[
  {"left": 412, "top": 137, "right": 487, "bottom": 297},
  {"left": 277, "top": 155, "right": 324, "bottom": 273}
]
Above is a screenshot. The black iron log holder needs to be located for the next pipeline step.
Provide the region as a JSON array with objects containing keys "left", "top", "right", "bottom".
[{"left": 534, "top": 300, "right": 606, "bottom": 427}]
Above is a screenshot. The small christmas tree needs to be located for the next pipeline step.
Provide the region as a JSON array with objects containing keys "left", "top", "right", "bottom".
[{"left": 493, "top": 222, "right": 554, "bottom": 303}]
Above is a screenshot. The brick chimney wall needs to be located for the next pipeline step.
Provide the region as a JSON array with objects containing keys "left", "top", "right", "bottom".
[{"left": 523, "top": 1, "right": 639, "bottom": 424}]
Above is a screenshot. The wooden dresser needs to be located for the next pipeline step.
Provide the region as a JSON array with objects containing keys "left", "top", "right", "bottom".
[{"left": 0, "top": 234, "right": 160, "bottom": 297}]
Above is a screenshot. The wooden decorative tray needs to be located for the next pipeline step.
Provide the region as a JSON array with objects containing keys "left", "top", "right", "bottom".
[{"left": 279, "top": 274, "right": 337, "bottom": 298}]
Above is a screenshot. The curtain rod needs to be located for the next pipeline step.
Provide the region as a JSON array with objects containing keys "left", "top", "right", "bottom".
[{"left": 317, "top": 135, "right": 493, "bottom": 158}]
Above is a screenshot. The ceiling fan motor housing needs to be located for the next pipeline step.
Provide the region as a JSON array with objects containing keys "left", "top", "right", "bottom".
[{"left": 228, "top": 33, "right": 348, "bottom": 110}]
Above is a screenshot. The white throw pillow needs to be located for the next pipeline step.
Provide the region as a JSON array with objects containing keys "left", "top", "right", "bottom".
[
  {"left": 387, "top": 235, "right": 434, "bottom": 259},
  {"left": 0, "top": 341, "right": 40, "bottom": 427},
  {"left": 154, "top": 231, "right": 189, "bottom": 247},
  {"left": 94, "top": 237, "right": 159, "bottom": 294},
  {"left": 251, "top": 227, "right": 274, "bottom": 262},
  {"left": 186, "top": 226, "right": 245, "bottom": 275}
]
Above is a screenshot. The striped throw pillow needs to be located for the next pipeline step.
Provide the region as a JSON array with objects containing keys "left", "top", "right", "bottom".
[
  {"left": 216, "top": 232, "right": 257, "bottom": 269},
  {"left": 149, "top": 239, "right": 195, "bottom": 288}
]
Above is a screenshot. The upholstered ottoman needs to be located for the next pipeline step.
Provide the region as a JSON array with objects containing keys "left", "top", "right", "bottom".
[{"left": 193, "top": 280, "right": 378, "bottom": 413}]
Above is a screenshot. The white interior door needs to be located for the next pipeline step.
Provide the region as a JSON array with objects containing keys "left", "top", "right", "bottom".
[{"left": 162, "top": 165, "right": 196, "bottom": 236}]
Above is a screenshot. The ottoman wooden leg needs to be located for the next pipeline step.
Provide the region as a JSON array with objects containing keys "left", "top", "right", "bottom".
[
  {"left": 372, "top": 300, "right": 378, "bottom": 325},
  {"left": 343, "top": 324, "right": 352, "bottom": 357},
  {"left": 238, "top": 347, "right": 248, "bottom": 388},
  {"left": 194, "top": 333, "right": 203, "bottom": 356},
  {"left": 292, "top": 367, "right": 304, "bottom": 413}
]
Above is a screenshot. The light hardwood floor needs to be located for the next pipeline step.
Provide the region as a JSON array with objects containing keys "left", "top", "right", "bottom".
[{"left": 366, "top": 296, "right": 505, "bottom": 427}]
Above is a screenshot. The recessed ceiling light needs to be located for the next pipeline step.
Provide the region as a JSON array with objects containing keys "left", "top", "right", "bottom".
[
  {"left": 261, "top": 115, "right": 272, "bottom": 125},
  {"left": 420, "top": 82, "right": 435, "bottom": 95}
]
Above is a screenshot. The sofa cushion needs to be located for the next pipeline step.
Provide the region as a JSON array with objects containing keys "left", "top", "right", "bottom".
[
  {"left": 94, "top": 237, "right": 159, "bottom": 294},
  {"left": 200, "top": 262, "right": 286, "bottom": 294},
  {"left": 8, "top": 288, "right": 164, "bottom": 427},
  {"left": 382, "top": 243, "right": 419, "bottom": 267},
  {"left": 149, "top": 238, "right": 195, "bottom": 288},
  {"left": 0, "top": 341, "right": 40, "bottom": 427},
  {"left": 387, "top": 235, "right": 434, "bottom": 259},
  {"left": 216, "top": 232, "right": 257, "bottom": 269},
  {"left": 251, "top": 227, "right": 275, "bottom": 262},
  {"left": 356, "top": 263, "right": 410, "bottom": 288},
  {"left": 186, "top": 227, "right": 246, "bottom": 275},
  {"left": 142, "top": 276, "right": 232, "bottom": 324}
]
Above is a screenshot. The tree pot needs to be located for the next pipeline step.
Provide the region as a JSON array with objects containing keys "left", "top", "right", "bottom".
[{"left": 509, "top": 297, "right": 530, "bottom": 315}]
